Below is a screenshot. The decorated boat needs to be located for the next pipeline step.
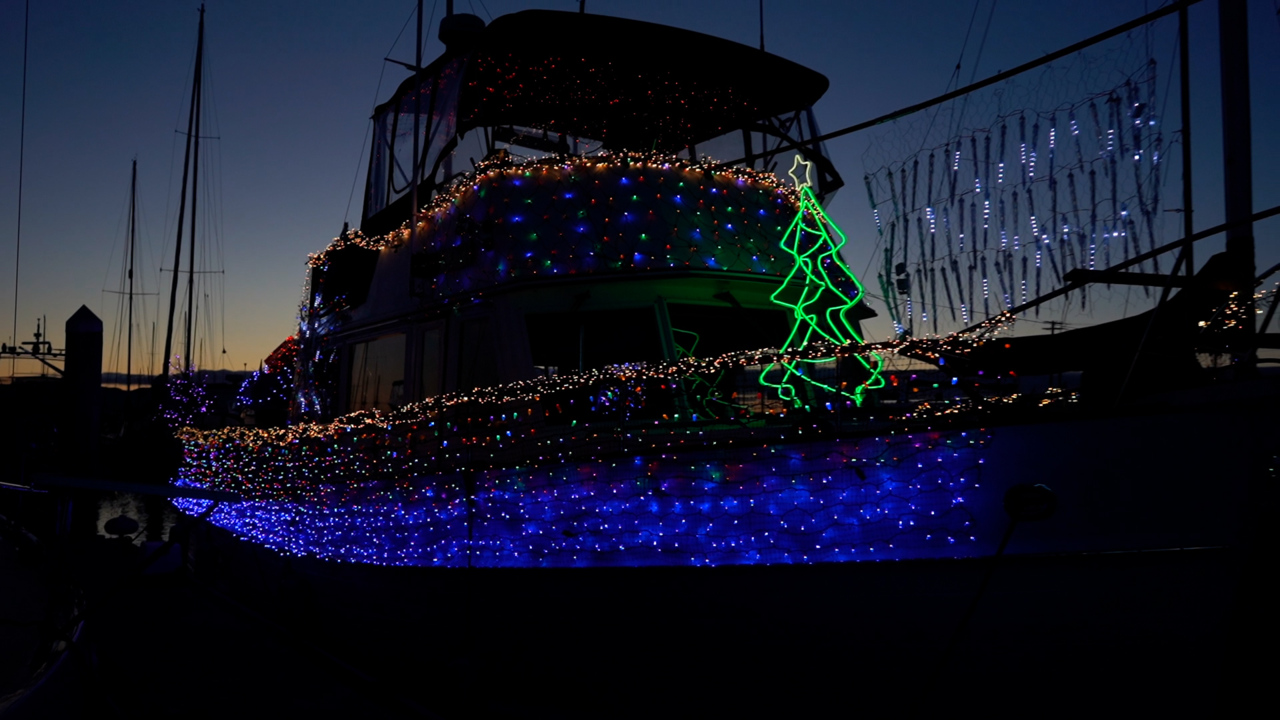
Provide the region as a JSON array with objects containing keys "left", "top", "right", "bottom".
[{"left": 172, "top": 7, "right": 1273, "bottom": 572}]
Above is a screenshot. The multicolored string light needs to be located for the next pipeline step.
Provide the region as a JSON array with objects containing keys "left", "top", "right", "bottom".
[{"left": 312, "top": 152, "right": 808, "bottom": 309}]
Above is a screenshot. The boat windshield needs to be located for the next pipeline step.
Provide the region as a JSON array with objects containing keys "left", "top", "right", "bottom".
[{"left": 364, "top": 55, "right": 467, "bottom": 220}]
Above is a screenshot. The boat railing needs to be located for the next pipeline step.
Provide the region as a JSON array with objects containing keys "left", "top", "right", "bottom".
[{"left": 183, "top": 352, "right": 1091, "bottom": 502}]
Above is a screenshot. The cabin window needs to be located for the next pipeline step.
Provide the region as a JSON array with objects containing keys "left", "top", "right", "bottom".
[
  {"left": 526, "top": 308, "right": 664, "bottom": 372},
  {"left": 666, "top": 304, "right": 790, "bottom": 357},
  {"left": 348, "top": 333, "right": 405, "bottom": 412},
  {"left": 457, "top": 316, "right": 499, "bottom": 390},
  {"left": 419, "top": 325, "right": 443, "bottom": 399}
]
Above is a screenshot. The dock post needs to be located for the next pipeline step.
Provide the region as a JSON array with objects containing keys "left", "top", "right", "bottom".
[{"left": 64, "top": 305, "right": 102, "bottom": 471}]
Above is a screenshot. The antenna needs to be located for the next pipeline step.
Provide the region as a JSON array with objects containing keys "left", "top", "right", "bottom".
[{"left": 759, "top": 0, "right": 765, "bottom": 52}]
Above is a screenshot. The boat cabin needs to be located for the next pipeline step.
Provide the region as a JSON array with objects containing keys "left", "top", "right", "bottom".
[{"left": 299, "top": 10, "right": 863, "bottom": 420}]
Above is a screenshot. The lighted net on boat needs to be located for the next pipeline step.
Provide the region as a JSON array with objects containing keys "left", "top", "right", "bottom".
[{"left": 851, "top": 26, "right": 1183, "bottom": 340}]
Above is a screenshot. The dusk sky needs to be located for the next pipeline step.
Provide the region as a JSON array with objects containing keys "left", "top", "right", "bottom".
[{"left": 1, "top": 0, "right": 1277, "bottom": 376}]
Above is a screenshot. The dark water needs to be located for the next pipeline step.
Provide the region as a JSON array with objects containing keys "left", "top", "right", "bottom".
[{"left": 94, "top": 492, "right": 179, "bottom": 543}]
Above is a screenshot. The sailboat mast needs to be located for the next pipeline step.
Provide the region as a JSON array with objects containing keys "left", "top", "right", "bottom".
[
  {"left": 127, "top": 158, "right": 137, "bottom": 393},
  {"left": 161, "top": 4, "right": 204, "bottom": 380},
  {"left": 185, "top": 6, "right": 206, "bottom": 374},
  {"left": 10, "top": 0, "right": 29, "bottom": 378}
]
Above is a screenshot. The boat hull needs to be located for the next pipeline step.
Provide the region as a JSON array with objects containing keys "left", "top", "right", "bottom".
[{"left": 174, "top": 392, "right": 1264, "bottom": 567}]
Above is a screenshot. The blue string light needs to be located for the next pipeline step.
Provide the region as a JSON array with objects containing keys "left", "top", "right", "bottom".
[{"left": 174, "top": 430, "right": 987, "bottom": 567}]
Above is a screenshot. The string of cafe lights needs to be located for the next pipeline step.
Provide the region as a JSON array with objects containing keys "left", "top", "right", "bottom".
[{"left": 186, "top": 311, "right": 1015, "bottom": 451}]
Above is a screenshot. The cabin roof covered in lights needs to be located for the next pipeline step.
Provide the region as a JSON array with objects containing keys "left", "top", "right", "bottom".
[
  {"left": 376, "top": 10, "right": 830, "bottom": 150},
  {"left": 360, "top": 10, "right": 835, "bottom": 234}
]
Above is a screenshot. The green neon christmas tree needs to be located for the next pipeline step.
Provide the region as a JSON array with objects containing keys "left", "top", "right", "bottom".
[{"left": 760, "top": 156, "right": 885, "bottom": 407}]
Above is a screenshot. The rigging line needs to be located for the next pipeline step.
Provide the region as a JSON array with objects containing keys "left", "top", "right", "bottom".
[
  {"left": 948, "top": 0, "right": 998, "bottom": 142},
  {"left": 720, "top": 0, "right": 1204, "bottom": 169},
  {"left": 110, "top": 226, "right": 125, "bottom": 373},
  {"left": 911, "top": 0, "right": 977, "bottom": 153},
  {"left": 343, "top": 130, "right": 373, "bottom": 225},
  {"left": 889, "top": 0, "right": 987, "bottom": 247},
  {"left": 967, "top": 0, "right": 998, "bottom": 88},
  {"left": 475, "top": 0, "right": 492, "bottom": 22},
  {"left": 11, "top": 0, "right": 28, "bottom": 375},
  {"left": 1144, "top": 0, "right": 1151, "bottom": 68},
  {"left": 162, "top": 25, "right": 201, "bottom": 271},
  {"left": 133, "top": 179, "right": 155, "bottom": 367},
  {"left": 1157, "top": 23, "right": 1180, "bottom": 150},
  {"left": 882, "top": 0, "right": 997, "bottom": 330},
  {"left": 184, "top": 13, "right": 205, "bottom": 375},
  {"left": 942, "top": 0, "right": 988, "bottom": 142},
  {"left": 951, "top": 0, "right": 984, "bottom": 94},
  {"left": 220, "top": 267, "right": 226, "bottom": 355},
  {"left": 202, "top": 290, "right": 214, "bottom": 367},
  {"left": 202, "top": 52, "right": 227, "bottom": 290},
  {"left": 104, "top": 168, "right": 135, "bottom": 378},
  {"left": 1144, "top": 32, "right": 1181, "bottom": 271},
  {"left": 102, "top": 289, "right": 117, "bottom": 378},
  {"left": 343, "top": 0, "right": 428, "bottom": 225},
  {"left": 100, "top": 175, "right": 133, "bottom": 308},
  {"left": 197, "top": 136, "right": 224, "bottom": 284},
  {"left": 861, "top": 0, "right": 979, "bottom": 219}
]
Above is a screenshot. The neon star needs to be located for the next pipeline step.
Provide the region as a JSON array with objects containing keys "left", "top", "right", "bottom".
[{"left": 788, "top": 154, "right": 815, "bottom": 189}]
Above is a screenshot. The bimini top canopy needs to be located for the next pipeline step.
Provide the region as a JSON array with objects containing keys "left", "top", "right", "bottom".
[
  {"left": 362, "top": 10, "right": 833, "bottom": 230},
  {"left": 376, "top": 10, "right": 829, "bottom": 150}
]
